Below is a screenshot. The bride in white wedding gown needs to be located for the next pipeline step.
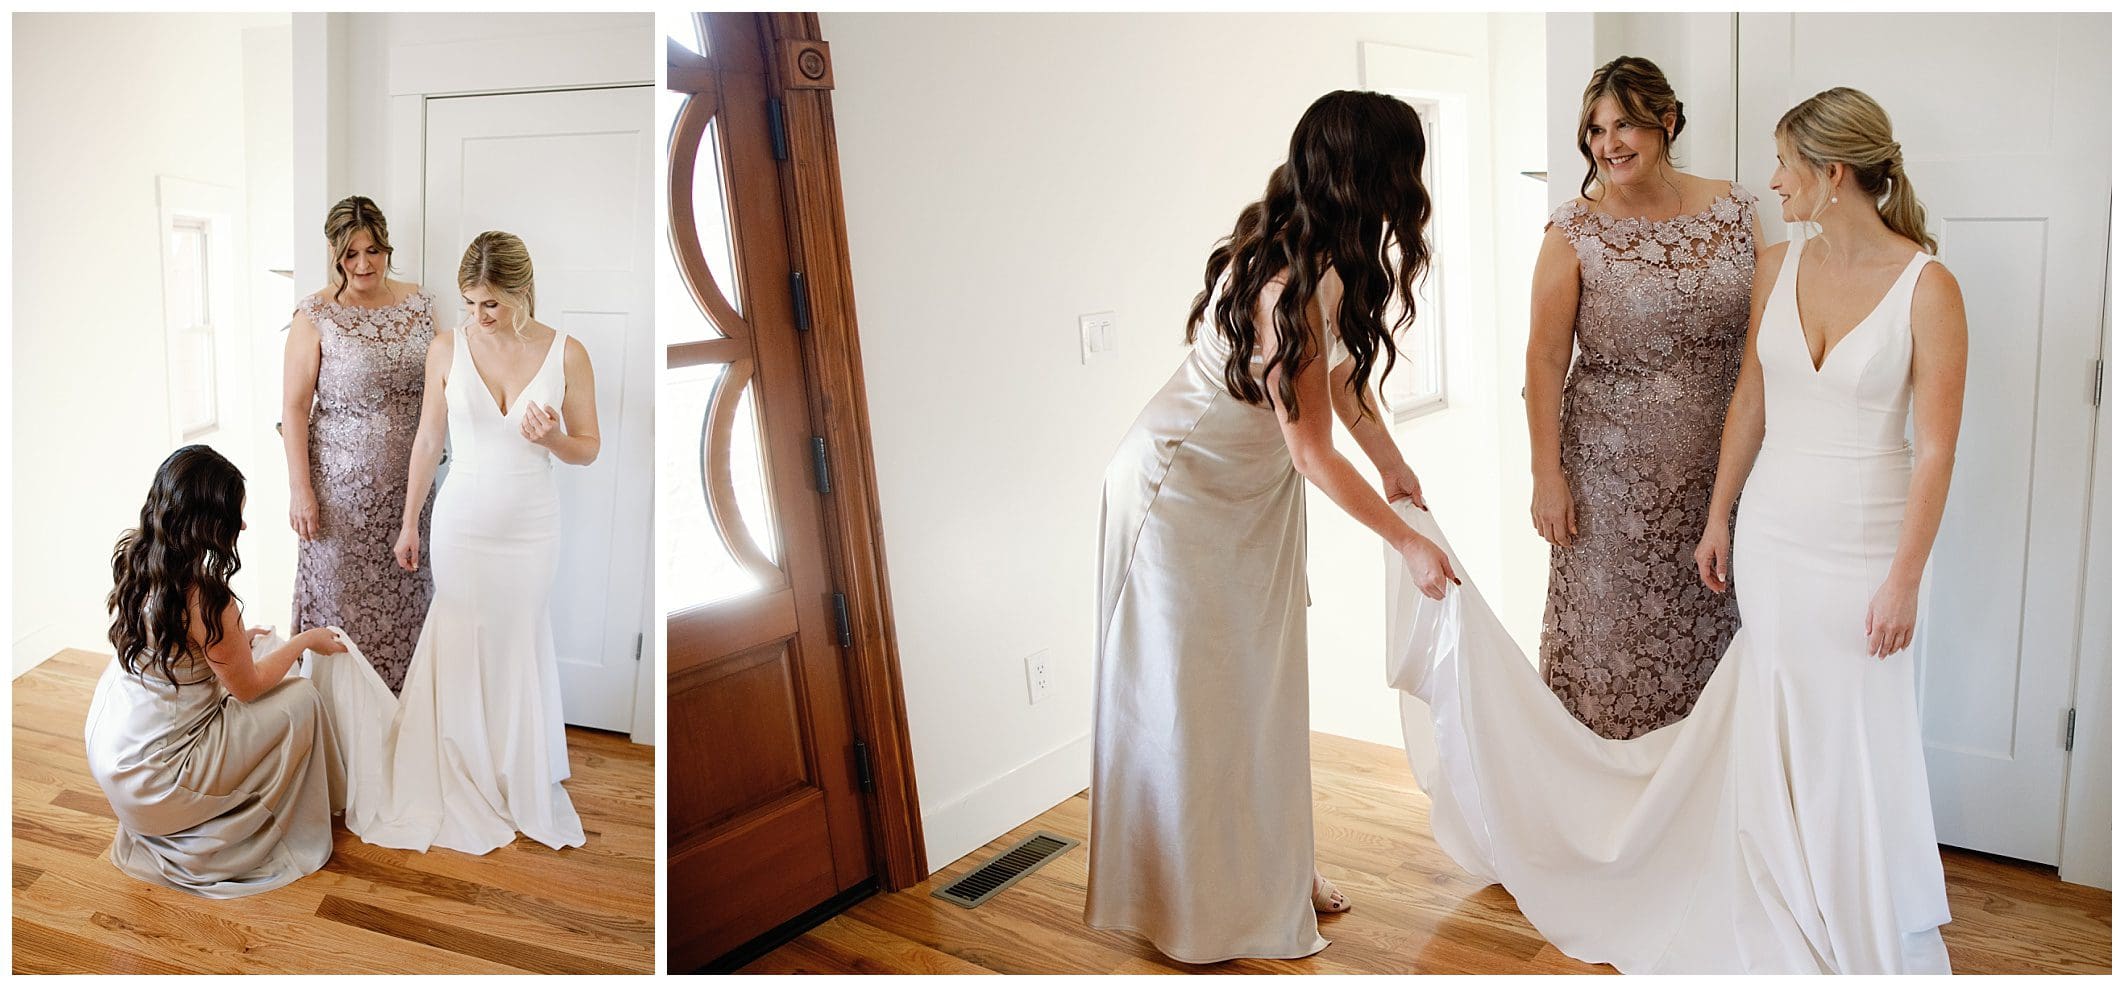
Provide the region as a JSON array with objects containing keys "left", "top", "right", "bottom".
[
  {"left": 306, "top": 231, "right": 600, "bottom": 854},
  {"left": 1388, "top": 88, "right": 1968, "bottom": 974}
]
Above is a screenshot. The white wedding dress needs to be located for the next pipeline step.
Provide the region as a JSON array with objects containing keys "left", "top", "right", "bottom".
[
  {"left": 1388, "top": 240, "right": 1950, "bottom": 973},
  {"left": 303, "top": 326, "right": 585, "bottom": 855}
]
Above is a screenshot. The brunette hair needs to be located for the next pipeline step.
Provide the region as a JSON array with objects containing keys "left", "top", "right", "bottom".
[
  {"left": 1186, "top": 90, "right": 1432, "bottom": 422},
  {"left": 325, "top": 195, "right": 395, "bottom": 302},
  {"left": 1576, "top": 56, "right": 1687, "bottom": 199},
  {"left": 107, "top": 445, "right": 246, "bottom": 689}
]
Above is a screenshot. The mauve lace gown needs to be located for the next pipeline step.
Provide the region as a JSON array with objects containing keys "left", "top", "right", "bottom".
[
  {"left": 1539, "top": 186, "right": 1757, "bottom": 739},
  {"left": 292, "top": 291, "right": 436, "bottom": 693}
]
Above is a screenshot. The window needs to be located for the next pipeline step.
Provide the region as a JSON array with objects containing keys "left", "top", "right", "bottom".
[
  {"left": 164, "top": 216, "right": 219, "bottom": 438},
  {"left": 1382, "top": 98, "right": 1447, "bottom": 422}
]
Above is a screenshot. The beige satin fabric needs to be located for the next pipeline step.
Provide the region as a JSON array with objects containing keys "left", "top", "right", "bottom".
[
  {"left": 1085, "top": 323, "right": 1348, "bottom": 963},
  {"left": 83, "top": 638, "right": 346, "bottom": 898}
]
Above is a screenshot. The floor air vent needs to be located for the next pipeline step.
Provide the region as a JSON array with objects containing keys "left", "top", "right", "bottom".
[{"left": 931, "top": 830, "right": 1080, "bottom": 909}]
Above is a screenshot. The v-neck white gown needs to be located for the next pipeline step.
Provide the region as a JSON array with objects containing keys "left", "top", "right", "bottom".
[
  {"left": 1388, "top": 240, "right": 1951, "bottom": 973},
  {"left": 305, "top": 327, "right": 585, "bottom": 855}
]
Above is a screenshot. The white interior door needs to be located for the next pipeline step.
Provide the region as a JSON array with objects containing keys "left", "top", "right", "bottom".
[
  {"left": 422, "top": 86, "right": 657, "bottom": 733},
  {"left": 1740, "top": 13, "right": 2110, "bottom": 864}
]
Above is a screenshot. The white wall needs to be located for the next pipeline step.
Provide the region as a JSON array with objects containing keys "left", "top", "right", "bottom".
[
  {"left": 242, "top": 24, "right": 298, "bottom": 638},
  {"left": 293, "top": 12, "right": 653, "bottom": 296},
  {"left": 12, "top": 13, "right": 291, "bottom": 675},
  {"left": 823, "top": 12, "right": 1548, "bottom": 868}
]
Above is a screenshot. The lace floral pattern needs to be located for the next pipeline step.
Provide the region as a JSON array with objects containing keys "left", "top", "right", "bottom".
[
  {"left": 1538, "top": 187, "right": 1757, "bottom": 739},
  {"left": 292, "top": 290, "right": 436, "bottom": 693}
]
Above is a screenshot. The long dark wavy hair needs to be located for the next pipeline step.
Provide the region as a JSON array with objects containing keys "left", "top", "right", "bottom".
[
  {"left": 1186, "top": 90, "right": 1432, "bottom": 422},
  {"left": 107, "top": 445, "right": 246, "bottom": 689}
]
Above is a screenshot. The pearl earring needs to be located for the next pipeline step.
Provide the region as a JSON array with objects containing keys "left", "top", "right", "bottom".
[{"left": 1831, "top": 196, "right": 1839, "bottom": 204}]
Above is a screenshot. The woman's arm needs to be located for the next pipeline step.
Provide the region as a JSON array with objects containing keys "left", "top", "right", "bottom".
[
  {"left": 1694, "top": 241, "right": 1785, "bottom": 593},
  {"left": 394, "top": 332, "right": 452, "bottom": 571},
  {"left": 1526, "top": 227, "right": 1582, "bottom": 546},
  {"left": 196, "top": 598, "right": 341, "bottom": 703},
  {"left": 1865, "top": 263, "right": 1969, "bottom": 656},
  {"left": 1264, "top": 279, "right": 1457, "bottom": 599},
  {"left": 521, "top": 336, "right": 600, "bottom": 466},
  {"left": 282, "top": 305, "right": 324, "bottom": 540},
  {"left": 1327, "top": 358, "right": 1423, "bottom": 507}
]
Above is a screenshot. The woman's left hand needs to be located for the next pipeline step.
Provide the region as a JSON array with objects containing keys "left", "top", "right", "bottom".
[
  {"left": 1864, "top": 577, "right": 1920, "bottom": 659},
  {"left": 1381, "top": 461, "right": 1427, "bottom": 510},
  {"left": 520, "top": 402, "right": 561, "bottom": 447}
]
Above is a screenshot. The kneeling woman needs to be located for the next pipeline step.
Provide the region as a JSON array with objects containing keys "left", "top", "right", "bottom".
[{"left": 85, "top": 444, "right": 351, "bottom": 898}]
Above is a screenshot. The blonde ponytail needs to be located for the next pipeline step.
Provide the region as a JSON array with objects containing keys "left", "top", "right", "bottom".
[
  {"left": 1776, "top": 88, "right": 1937, "bottom": 254},
  {"left": 1877, "top": 156, "right": 1938, "bottom": 255}
]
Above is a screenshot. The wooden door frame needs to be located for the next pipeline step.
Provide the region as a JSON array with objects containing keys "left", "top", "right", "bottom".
[{"left": 670, "top": 11, "right": 928, "bottom": 892}]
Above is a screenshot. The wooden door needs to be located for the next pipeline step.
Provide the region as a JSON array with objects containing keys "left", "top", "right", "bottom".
[
  {"left": 424, "top": 86, "right": 659, "bottom": 733},
  {"left": 1739, "top": 12, "right": 2110, "bottom": 864},
  {"left": 665, "top": 13, "right": 923, "bottom": 971}
]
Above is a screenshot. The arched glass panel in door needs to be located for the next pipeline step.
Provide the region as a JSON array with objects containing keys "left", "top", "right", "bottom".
[{"left": 662, "top": 17, "right": 781, "bottom": 613}]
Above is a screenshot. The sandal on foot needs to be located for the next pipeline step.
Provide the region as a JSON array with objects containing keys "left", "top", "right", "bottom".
[{"left": 1312, "top": 872, "right": 1351, "bottom": 914}]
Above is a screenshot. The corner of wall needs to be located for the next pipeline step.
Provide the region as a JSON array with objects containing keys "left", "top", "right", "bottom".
[{"left": 919, "top": 731, "right": 1092, "bottom": 871}]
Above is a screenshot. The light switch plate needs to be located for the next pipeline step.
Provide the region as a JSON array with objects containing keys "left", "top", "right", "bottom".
[{"left": 1079, "top": 311, "right": 1117, "bottom": 363}]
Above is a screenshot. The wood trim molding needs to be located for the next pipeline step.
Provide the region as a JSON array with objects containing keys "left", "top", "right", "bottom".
[
  {"left": 760, "top": 11, "right": 927, "bottom": 890},
  {"left": 776, "top": 39, "right": 834, "bottom": 90}
]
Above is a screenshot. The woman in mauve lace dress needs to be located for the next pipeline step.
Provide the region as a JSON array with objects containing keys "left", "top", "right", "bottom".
[
  {"left": 1524, "top": 57, "right": 1764, "bottom": 739},
  {"left": 282, "top": 195, "right": 435, "bottom": 693}
]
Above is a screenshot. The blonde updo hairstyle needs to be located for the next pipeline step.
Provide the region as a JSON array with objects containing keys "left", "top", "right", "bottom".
[
  {"left": 325, "top": 195, "right": 394, "bottom": 302},
  {"left": 457, "top": 231, "right": 537, "bottom": 338},
  {"left": 1576, "top": 56, "right": 1686, "bottom": 199},
  {"left": 1774, "top": 87, "right": 1937, "bottom": 254}
]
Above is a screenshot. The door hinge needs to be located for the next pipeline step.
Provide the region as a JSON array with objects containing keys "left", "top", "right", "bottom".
[
  {"left": 2066, "top": 707, "right": 2077, "bottom": 751},
  {"left": 634, "top": 633, "right": 643, "bottom": 662},
  {"left": 811, "top": 436, "right": 833, "bottom": 493},
  {"left": 853, "top": 739, "right": 875, "bottom": 793},
  {"left": 831, "top": 591, "right": 852, "bottom": 648},
  {"left": 789, "top": 271, "right": 812, "bottom": 332},
  {"left": 2094, "top": 359, "right": 2105, "bottom": 408},
  {"left": 768, "top": 97, "right": 789, "bottom": 161}
]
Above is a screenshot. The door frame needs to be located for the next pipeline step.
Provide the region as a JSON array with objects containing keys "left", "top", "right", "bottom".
[{"left": 669, "top": 11, "right": 927, "bottom": 892}]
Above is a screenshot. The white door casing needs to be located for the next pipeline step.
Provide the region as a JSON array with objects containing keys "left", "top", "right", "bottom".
[
  {"left": 1739, "top": 13, "right": 2111, "bottom": 866},
  {"left": 423, "top": 85, "right": 657, "bottom": 733}
]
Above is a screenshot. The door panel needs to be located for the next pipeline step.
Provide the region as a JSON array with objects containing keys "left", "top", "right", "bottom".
[
  {"left": 666, "top": 13, "right": 873, "bottom": 970},
  {"left": 423, "top": 86, "right": 658, "bottom": 733},
  {"left": 1739, "top": 12, "right": 2110, "bottom": 864}
]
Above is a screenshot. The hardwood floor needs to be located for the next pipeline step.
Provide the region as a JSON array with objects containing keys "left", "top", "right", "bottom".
[
  {"left": 745, "top": 731, "right": 2112, "bottom": 975},
  {"left": 13, "top": 649, "right": 655, "bottom": 975}
]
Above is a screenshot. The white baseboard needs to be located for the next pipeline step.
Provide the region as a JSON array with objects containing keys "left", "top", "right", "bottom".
[
  {"left": 13, "top": 623, "right": 94, "bottom": 680},
  {"left": 921, "top": 732, "right": 1092, "bottom": 870}
]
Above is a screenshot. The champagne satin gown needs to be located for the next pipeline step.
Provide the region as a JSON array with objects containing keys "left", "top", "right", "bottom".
[
  {"left": 1389, "top": 240, "right": 1951, "bottom": 973},
  {"left": 84, "top": 643, "right": 345, "bottom": 897},
  {"left": 1086, "top": 312, "right": 1348, "bottom": 963}
]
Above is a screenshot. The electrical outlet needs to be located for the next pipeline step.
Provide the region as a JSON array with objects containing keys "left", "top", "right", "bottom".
[
  {"left": 1079, "top": 311, "right": 1117, "bottom": 363},
  {"left": 1025, "top": 650, "right": 1052, "bottom": 705}
]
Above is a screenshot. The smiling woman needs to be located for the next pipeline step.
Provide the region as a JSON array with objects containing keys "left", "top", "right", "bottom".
[
  {"left": 12, "top": 10, "right": 656, "bottom": 976},
  {"left": 286, "top": 195, "right": 437, "bottom": 694},
  {"left": 1524, "top": 55, "right": 1761, "bottom": 742}
]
